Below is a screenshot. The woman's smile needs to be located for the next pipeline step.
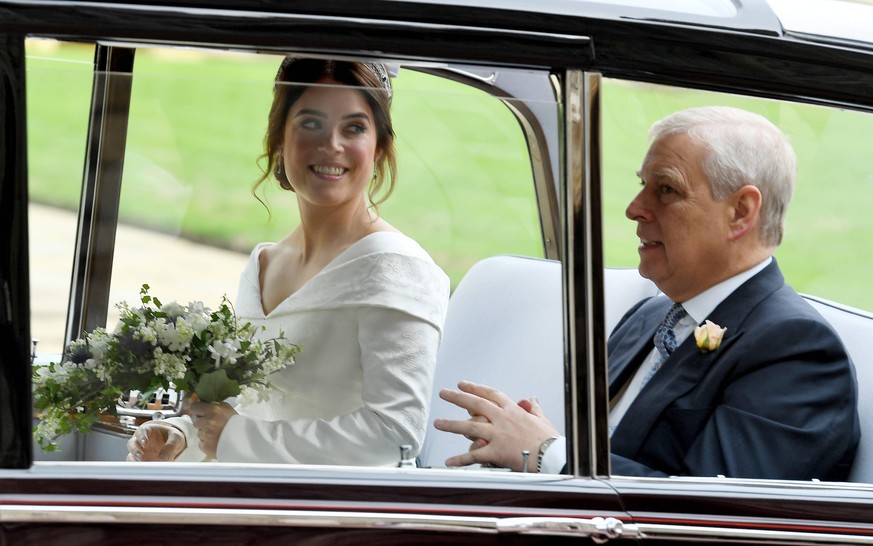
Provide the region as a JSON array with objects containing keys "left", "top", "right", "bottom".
[{"left": 310, "top": 164, "right": 348, "bottom": 178}]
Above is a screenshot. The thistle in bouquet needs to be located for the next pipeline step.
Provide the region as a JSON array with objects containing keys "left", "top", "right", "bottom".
[{"left": 33, "top": 284, "right": 299, "bottom": 452}]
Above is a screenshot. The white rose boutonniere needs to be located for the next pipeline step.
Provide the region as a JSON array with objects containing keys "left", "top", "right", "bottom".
[{"left": 694, "top": 320, "right": 727, "bottom": 353}]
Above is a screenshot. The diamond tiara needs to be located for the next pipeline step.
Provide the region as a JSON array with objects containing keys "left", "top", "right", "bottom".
[{"left": 276, "top": 57, "right": 392, "bottom": 98}]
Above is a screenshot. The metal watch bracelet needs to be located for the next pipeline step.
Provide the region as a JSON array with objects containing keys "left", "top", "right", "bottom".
[{"left": 536, "top": 436, "right": 560, "bottom": 473}]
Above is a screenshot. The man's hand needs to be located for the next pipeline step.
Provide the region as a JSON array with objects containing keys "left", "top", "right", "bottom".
[
  {"left": 126, "top": 421, "right": 186, "bottom": 462},
  {"left": 433, "top": 380, "right": 559, "bottom": 472}
]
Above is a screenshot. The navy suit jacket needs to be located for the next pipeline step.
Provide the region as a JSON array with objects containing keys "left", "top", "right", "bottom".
[{"left": 607, "top": 260, "right": 860, "bottom": 480}]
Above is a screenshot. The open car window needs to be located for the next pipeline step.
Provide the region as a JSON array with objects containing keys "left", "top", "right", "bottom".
[
  {"left": 27, "top": 40, "right": 560, "bottom": 466},
  {"left": 601, "top": 77, "right": 873, "bottom": 484},
  {"left": 601, "top": 78, "right": 873, "bottom": 311}
]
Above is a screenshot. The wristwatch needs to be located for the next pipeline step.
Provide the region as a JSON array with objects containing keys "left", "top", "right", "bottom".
[{"left": 536, "top": 436, "right": 560, "bottom": 473}]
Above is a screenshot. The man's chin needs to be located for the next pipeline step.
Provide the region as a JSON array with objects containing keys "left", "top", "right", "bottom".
[{"left": 636, "top": 261, "right": 656, "bottom": 280}]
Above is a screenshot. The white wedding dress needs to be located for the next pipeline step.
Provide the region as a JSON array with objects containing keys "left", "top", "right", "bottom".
[{"left": 168, "top": 231, "right": 449, "bottom": 465}]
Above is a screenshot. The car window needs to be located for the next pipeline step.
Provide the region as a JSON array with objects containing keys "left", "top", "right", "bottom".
[
  {"left": 601, "top": 77, "right": 873, "bottom": 483},
  {"left": 602, "top": 78, "right": 873, "bottom": 312},
  {"left": 26, "top": 41, "right": 558, "bottom": 466},
  {"left": 27, "top": 40, "right": 94, "bottom": 357}
]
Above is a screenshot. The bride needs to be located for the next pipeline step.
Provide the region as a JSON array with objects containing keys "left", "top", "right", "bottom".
[{"left": 126, "top": 57, "right": 449, "bottom": 465}]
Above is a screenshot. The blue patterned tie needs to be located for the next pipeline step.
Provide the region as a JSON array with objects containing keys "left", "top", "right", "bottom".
[{"left": 642, "top": 303, "right": 687, "bottom": 387}]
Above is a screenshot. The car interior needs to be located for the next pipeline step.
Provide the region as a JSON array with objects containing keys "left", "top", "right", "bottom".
[{"left": 25, "top": 37, "right": 873, "bottom": 485}]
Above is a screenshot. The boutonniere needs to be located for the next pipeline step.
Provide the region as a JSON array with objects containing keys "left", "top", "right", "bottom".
[{"left": 694, "top": 320, "right": 727, "bottom": 353}]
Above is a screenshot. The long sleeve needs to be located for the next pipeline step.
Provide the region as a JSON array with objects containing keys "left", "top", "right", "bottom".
[{"left": 216, "top": 307, "right": 439, "bottom": 465}]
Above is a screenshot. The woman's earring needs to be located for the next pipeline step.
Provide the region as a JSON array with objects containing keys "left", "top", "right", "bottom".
[
  {"left": 275, "top": 155, "right": 284, "bottom": 178},
  {"left": 372, "top": 167, "right": 377, "bottom": 181}
]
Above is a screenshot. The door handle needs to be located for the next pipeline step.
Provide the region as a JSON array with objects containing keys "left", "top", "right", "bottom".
[{"left": 497, "top": 516, "right": 636, "bottom": 543}]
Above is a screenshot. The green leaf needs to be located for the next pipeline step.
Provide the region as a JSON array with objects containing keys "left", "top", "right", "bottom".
[
  {"left": 195, "top": 369, "right": 240, "bottom": 402},
  {"left": 124, "top": 373, "right": 155, "bottom": 393}
]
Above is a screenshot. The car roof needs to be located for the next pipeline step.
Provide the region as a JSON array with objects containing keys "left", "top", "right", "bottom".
[
  {"left": 768, "top": 0, "right": 873, "bottom": 48},
  {"left": 55, "top": 0, "right": 872, "bottom": 47}
]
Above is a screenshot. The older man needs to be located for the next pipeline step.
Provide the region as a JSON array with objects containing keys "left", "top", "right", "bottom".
[{"left": 435, "top": 106, "right": 860, "bottom": 480}]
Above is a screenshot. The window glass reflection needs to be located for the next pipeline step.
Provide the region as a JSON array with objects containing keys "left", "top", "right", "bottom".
[{"left": 28, "top": 44, "right": 552, "bottom": 465}]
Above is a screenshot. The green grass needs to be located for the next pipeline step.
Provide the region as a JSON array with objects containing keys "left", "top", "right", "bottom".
[
  {"left": 25, "top": 42, "right": 873, "bottom": 311},
  {"left": 26, "top": 43, "right": 541, "bottom": 287}
]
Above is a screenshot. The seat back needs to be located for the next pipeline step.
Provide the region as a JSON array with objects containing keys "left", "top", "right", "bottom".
[
  {"left": 801, "top": 295, "right": 873, "bottom": 483},
  {"left": 603, "top": 267, "right": 661, "bottom": 335},
  {"left": 420, "top": 255, "right": 564, "bottom": 468},
  {"left": 420, "top": 258, "right": 659, "bottom": 468}
]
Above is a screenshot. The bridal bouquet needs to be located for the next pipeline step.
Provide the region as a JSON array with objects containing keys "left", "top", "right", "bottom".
[{"left": 33, "top": 284, "right": 299, "bottom": 452}]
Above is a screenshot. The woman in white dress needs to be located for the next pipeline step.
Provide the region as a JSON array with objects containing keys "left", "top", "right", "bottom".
[{"left": 127, "top": 58, "right": 450, "bottom": 465}]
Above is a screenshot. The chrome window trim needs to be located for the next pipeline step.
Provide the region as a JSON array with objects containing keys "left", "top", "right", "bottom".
[
  {"left": 582, "top": 70, "right": 608, "bottom": 476},
  {"left": 412, "top": 65, "right": 563, "bottom": 260},
  {"left": 501, "top": 97, "right": 562, "bottom": 260},
  {"left": 5, "top": 502, "right": 873, "bottom": 543},
  {"left": 0, "top": 504, "right": 637, "bottom": 541},
  {"left": 66, "top": 44, "right": 134, "bottom": 344},
  {"left": 0, "top": 504, "right": 505, "bottom": 533},
  {"left": 563, "top": 69, "right": 608, "bottom": 477},
  {"left": 636, "top": 522, "right": 873, "bottom": 544},
  {"left": 563, "top": 68, "right": 585, "bottom": 476}
]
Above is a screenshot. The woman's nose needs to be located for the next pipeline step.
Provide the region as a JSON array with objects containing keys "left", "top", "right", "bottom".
[{"left": 319, "top": 129, "right": 342, "bottom": 153}]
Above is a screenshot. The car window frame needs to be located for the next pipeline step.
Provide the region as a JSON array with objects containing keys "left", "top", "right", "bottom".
[
  {"left": 5, "top": 0, "right": 873, "bottom": 484},
  {"left": 8, "top": 34, "right": 600, "bottom": 477}
]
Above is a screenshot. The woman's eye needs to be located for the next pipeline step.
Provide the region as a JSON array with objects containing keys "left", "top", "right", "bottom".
[
  {"left": 658, "top": 184, "right": 675, "bottom": 195},
  {"left": 346, "top": 123, "right": 366, "bottom": 135},
  {"left": 300, "top": 119, "right": 322, "bottom": 130}
]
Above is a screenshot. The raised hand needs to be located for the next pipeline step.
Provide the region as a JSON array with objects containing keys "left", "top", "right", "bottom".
[{"left": 433, "top": 380, "right": 559, "bottom": 472}]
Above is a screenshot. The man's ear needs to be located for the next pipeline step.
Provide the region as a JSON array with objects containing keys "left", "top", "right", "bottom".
[{"left": 728, "top": 184, "right": 762, "bottom": 241}]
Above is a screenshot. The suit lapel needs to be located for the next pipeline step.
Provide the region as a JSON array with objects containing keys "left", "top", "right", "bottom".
[
  {"left": 609, "top": 260, "right": 785, "bottom": 458},
  {"left": 607, "top": 297, "right": 669, "bottom": 399}
]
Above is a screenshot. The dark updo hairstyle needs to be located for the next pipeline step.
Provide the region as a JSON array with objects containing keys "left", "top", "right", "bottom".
[{"left": 253, "top": 57, "right": 397, "bottom": 211}]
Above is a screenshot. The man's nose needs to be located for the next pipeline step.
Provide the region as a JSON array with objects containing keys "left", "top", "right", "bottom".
[{"left": 626, "top": 190, "right": 649, "bottom": 222}]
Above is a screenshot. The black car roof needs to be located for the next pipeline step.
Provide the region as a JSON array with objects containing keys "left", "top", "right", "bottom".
[{"left": 3, "top": 0, "right": 873, "bottom": 111}]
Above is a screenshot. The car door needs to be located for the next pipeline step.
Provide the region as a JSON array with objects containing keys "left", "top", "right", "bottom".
[
  {"left": 1, "top": 1, "right": 637, "bottom": 543},
  {"left": 583, "top": 0, "right": 873, "bottom": 542}
]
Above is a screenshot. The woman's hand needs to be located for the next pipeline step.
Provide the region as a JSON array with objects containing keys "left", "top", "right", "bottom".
[
  {"left": 433, "top": 380, "right": 559, "bottom": 472},
  {"left": 188, "top": 401, "right": 238, "bottom": 459},
  {"left": 126, "top": 421, "right": 186, "bottom": 462}
]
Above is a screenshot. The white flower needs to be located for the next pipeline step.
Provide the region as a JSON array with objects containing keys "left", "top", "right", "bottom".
[
  {"left": 694, "top": 320, "right": 727, "bottom": 353},
  {"left": 155, "top": 318, "right": 194, "bottom": 352},
  {"left": 186, "top": 300, "right": 210, "bottom": 315},
  {"left": 88, "top": 329, "right": 110, "bottom": 360},
  {"left": 153, "top": 347, "right": 188, "bottom": 380},
  {"left": 171, "top": 317, "right": 195, "bottom": 351},
  {"left": 187, "top": 313, "right": 210, "bottom": 335},
  {"left": 159, "top": 301, "right": 186, "bottom": 318},
  {"left": 238, "top": 383, "right": 270, "bottom": 405},
  {"left": 135, "top": 325, "right": 159, "bottom": 345},
  {"left": 207, "top": 339, "right": 242, "bottom": 366},
  {"left": 94, "top": 364, "right": 111, "bottom": 382}
]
